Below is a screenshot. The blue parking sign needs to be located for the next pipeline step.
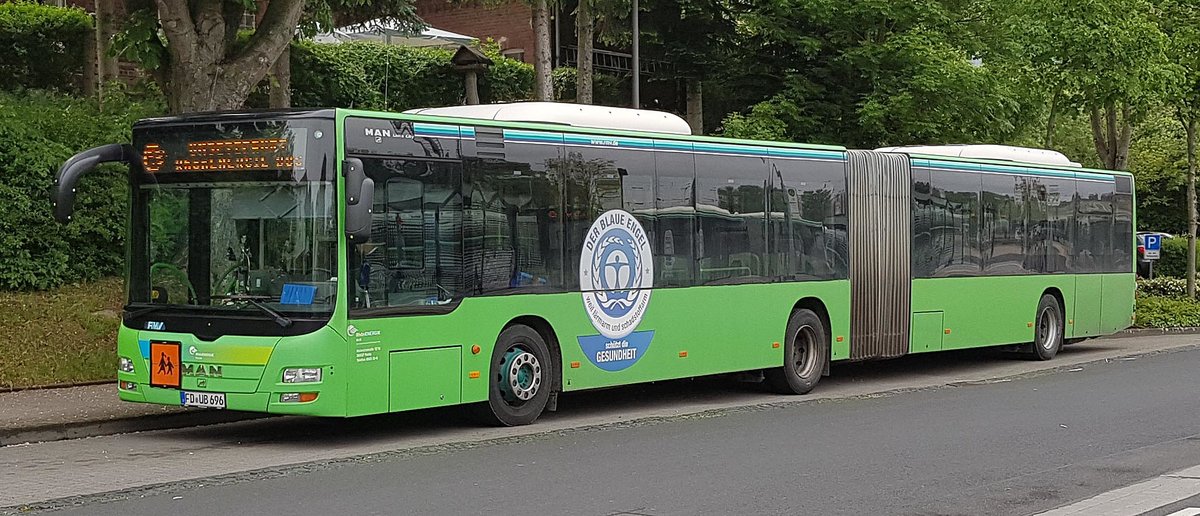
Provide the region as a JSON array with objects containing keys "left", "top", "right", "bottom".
[{"left": 1145, "top": 234, "right": 1162, "bottom": 260}]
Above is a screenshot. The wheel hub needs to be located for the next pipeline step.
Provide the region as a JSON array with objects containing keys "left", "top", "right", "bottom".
[{"left": 499, "top": 348, "right": 542, "bottom": 403}]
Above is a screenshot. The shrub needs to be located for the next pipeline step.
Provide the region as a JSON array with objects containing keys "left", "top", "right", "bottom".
[
  {"left": 251, "top": 40, "right": 535, "bottom": 110},
  {"left": 0, "top": 2, "right": 92, "bottom": 92},
  {"left": 1137, "top": 277, "right": 1188, "bottom": 298},
  {"left": 1152, "top": 236, "right": 1191, "bottom": 278},
  {"left": 1135, "top": 295, "right": 1200, "bottom": 328},
  {"left": 0, "top": 89, "right": 163, "bottom": 290}
]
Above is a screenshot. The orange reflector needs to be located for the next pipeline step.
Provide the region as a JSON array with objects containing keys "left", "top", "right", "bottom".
[
  {"left": 678, "top": 351, "right": 688, "bottom": 357},
  {"left": 1069, "top": 319, "right": 1074, "bottom": 325},
  {"left": 1027, "top": 322, "right": 1034, "bottom": 328},
  {"left": 468, "top": 371, "right": 480, "bottom": 379},
  {"left": 471, "top": 344, "right": 481, "bottom": 355},
  {"left": 772, "top": 342, "right": 780, "bottom": 349},
  {"left": 298, "top": 392, "right": 318, "bottom": 403},
  {"left": 570, "top": 361, "right": 581, "bottom": 369},
  {"left": 944, "top": 329, "right": 951, "bottom": 335},
  {"left": 836, "top": 336, "right": 844, "bottom": 342}
]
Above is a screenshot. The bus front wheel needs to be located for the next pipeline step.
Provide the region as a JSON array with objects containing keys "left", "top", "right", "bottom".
[
  {"left": 765, "top": 309, "right": 828, "bottom": 395},
  {"left": 475, "top": 324, "right": 554, "bottom": 426}
]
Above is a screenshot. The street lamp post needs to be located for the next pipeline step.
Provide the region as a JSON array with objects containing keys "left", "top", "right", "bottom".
[{"left": 632, "top": 0, "right": 639, "bottom": 108}]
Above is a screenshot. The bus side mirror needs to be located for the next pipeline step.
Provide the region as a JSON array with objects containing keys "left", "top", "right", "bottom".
[
  {"left": 53, "top": 143, "right": 133, "bottom": 223},
  {"left": 344, "top": 157, "right": 373, "bottom": 243}
]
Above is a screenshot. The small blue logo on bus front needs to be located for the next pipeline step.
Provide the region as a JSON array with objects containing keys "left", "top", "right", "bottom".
[
  {"left": 145, "top": 321, "right": 164, "bottom": 331},
  {"left": 579, "top": 209, "right": 654, "bottom": 371}
]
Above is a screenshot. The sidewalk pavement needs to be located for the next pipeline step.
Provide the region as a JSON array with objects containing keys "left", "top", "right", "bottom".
[
  {"left": 0, "top": 383, "right": 260, "bottom": 446},
  {"left": 1, "top": 328, "right": 1197, "bottom": 447}
]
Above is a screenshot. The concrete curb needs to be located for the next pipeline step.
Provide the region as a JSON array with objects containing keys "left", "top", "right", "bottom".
[
  {"left": 1109, "top": 327, "right": 1200, "bottom": 338},
  {"left": 0, "top": 411, "right": 267, "bottom": 447}
]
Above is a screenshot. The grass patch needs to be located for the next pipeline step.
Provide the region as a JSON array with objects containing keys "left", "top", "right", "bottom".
[{"left": 0, "top": 277, "right": 123, "bottom": 389}]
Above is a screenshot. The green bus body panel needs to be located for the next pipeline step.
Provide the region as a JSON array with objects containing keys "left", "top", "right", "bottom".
[
  {"left": 117, "top": 324, "right": 351, "bottom": 416},
  {"left": 1074, "top": 275, "right": 1104, "bottom": 337},
  {"left": 910, "top": 273, "right": 1133, "bottom": 348},
  {"left": 910, "top": 311, "right": 944, "bottom": 353},
  {"left": 389, "top": 347, "right": 462, "bottom": 412},
  {"left": 344, "top": 280, "right": 850, "bottom": 416}
]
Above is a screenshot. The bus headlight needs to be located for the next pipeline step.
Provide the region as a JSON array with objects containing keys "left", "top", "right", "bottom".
[
  {"left": 282, "top": 368, "right": 322, "bottom": 383},
  {"left": 118, "top": 357, "right": 135, "bottom": 373}
]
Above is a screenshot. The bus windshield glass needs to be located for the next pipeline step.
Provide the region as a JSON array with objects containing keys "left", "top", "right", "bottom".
[{"left": 128, "top": 118, "right": 337, "bottom": 318}]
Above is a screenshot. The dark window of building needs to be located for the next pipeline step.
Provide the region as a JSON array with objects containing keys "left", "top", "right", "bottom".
[
  {"left": 769, "top": 158, "right": 847, "bottom": 280},
  {"left": 694, "top": 153, "right": 769, "bottom": 284},
  {"left": 654, "top": 151, "right": 696, "bottom": 287},
  {"left": 929, "top": 169, "right": 982, "bottom": 276},
  {"left": 463, "top": 141, "right": 564, "bottom": 293}
]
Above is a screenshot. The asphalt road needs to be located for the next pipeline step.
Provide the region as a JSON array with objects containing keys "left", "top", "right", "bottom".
[{"left": 32, "top": 341, "right": 1200, "bottom": 516}]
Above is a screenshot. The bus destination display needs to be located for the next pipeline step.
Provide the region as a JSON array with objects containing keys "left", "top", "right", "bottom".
[{"left": 142, "top": 135, "right": 306, "bottom": 174}]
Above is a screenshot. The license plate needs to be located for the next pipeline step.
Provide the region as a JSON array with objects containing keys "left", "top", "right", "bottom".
[{"left": 181, "top": 391, "right": 226, "bottom": 409}]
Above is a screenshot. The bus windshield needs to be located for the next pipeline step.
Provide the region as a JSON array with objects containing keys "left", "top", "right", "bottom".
[{"left": 128, "top": 118, "right": 337, "bottom": 320}]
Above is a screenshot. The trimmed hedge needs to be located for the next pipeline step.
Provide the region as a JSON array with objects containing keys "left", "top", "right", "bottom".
[
  {"left": 251, "top": 40, "right": 536, "bottom": 110},
  {"left": 1135, "top": 295, "right": 1200, "bottom": 328},
  {"left": 0, "top": 89, "right": 163, "bottom": 290},
  {"left": 0, "top": 1, "right": 92, "bottom": 92}
]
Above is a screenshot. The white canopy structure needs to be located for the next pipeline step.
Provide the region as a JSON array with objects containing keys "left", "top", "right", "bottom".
[{"left": 313, "top": 20, "right": 477, "bottom": 49}]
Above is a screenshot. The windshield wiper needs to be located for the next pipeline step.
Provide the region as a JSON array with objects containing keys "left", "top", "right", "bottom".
[
  {"left": 125, "top": 304, "right": 167, "bottom": 320},
  {"left": 211, "top": 295, "right": 293, "bottom": 328}
]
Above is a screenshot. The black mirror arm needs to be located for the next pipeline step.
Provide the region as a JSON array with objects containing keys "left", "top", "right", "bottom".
[{"left": 53, "top": 143, "right": 134, "bottom": 223}]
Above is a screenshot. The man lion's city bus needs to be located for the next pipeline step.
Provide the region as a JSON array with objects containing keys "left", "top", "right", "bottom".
[{"left": 52, "top": 103, "right": 1134, "bottom": 426}]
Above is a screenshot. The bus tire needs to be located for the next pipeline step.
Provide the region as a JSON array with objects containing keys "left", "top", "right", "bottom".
[
  {"left": 474, "top": 324, "right": 553, "bottom": 426},
  {"left": 1028, "top": 294, "right": 1064, "bottom": 360},
  {"left": 764, "top": 309, "right": 827, "bottom": 395}
]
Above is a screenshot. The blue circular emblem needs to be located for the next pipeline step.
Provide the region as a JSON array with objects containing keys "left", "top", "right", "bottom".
[{"left": 579, "top": 210, "right": 654, "bottom": 372}]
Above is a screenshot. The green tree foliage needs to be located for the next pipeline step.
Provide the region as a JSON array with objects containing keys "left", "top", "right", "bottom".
[
  {"left": 246, "top": 40, "right": 534, "bottom": 111},
  {"left": 0, "top": 2, "right": 92, "bottom": 93},
  {"left": 987, "top": 0, "right": 1172, "bottom": 170},
  {"left": 0, "top": 89, "right": 163, "bottom": 290},
  {"left": 720, "top": 0, "right": 1034, "bottom": 147}
]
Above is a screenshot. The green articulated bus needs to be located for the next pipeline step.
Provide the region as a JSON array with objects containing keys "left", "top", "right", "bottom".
[{"left": 52, "top": 103, "right": 1135, "bottom": 426}]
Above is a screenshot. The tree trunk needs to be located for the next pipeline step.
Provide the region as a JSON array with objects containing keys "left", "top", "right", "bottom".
[
  {"left": 1088, "top": 102, "right": 1133, "bottom": 170},
  {"left": 155, "top": 0, "right": 304, "bottom": 114},
  {"left": 1187, "top": 117, "right": 1197, "bottom": 299},
  {"left": 464, "top": 70, "right": 480, "bottom": 105},
  {"left": 685, "top": 78, "right": 703, "bottom": 135},
  {"left": 268, "top": 45, "right": 292, "bottom": 108},
  {"left": 532, "top": 0, "right": 553, "bottom": 101},
  {"left": 1044, "top": 89, "right": 1059, "bottom": 148},
  {"left": 575, "top": 0, "right": 593, "bottom": 104}
]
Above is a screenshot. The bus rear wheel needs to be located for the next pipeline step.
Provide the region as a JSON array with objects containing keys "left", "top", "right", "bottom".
[
  {"left": 1027, "top": 294, "right": 1064, "bottom": 361},
  {"left": 475, "top": 324, "right": 553, "bottom": 426},
  {"left": 765, "top": 309, "right": 827, "bottom": 395}
]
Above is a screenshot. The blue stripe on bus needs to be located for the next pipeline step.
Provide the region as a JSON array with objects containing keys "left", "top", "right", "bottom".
[
  {"left": 460, "top": 126, "right": 476, "bottom": 138},
  {"left": 504, "top": 129, "right": 563, "bottom": 143},
  {"left": 916, "top": 159, "right": 1116, "bottom": 182},
  {"left": 412, "top": 123, "right": 460, "bottom": 138}
]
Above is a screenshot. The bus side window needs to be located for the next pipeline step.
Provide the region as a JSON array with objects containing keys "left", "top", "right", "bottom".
[{"left": 654, "top": 151, "right": 696, "bottom": 287}]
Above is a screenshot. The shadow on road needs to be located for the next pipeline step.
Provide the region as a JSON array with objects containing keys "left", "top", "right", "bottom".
[{"left": 147, "top": 340, "right": 1127, "bottom": 449}]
